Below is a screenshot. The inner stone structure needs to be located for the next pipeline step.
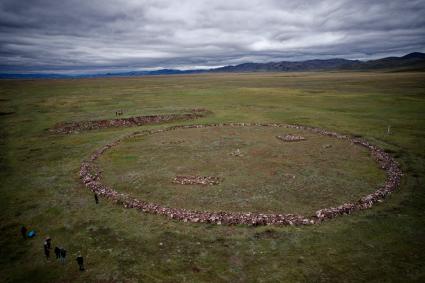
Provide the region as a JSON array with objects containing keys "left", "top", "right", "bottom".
[
  {"left": 276, "top": 134, "right": 306, "bottom": 142},
  {"left": 172, "top": 176, "right": 222, "bottom": 186}
]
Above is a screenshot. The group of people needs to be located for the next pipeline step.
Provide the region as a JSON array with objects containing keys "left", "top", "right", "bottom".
[
  {"left": 20, "top": 226, "right": 85, "bottom": 271},
  {"left": 18, "top": 194, "right": 99, "bottom": 272}
]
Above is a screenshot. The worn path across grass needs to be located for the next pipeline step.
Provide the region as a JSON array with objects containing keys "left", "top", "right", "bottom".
[{"left": 0, "top": 72, "right": 425, "bottom": 282}]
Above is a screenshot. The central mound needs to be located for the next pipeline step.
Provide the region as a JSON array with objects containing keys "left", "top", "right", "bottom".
[{"left": 96, "top": 125, "right": 385, "bottom": 215}]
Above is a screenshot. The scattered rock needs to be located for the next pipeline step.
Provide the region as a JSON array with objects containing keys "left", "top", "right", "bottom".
[
  {"left": 165, "top": 140, "right": 184, "bottom": 145},
  {"left": 283, "top": 173, "right": 296, "bottom": 179}
]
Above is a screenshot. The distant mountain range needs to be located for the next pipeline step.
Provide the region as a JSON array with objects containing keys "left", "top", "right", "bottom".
[
  {"left": 211, "top": 52, "right": 425, "bottom": 73},
  {"left": 1, "top": 52, "right": 424, "bottom": 79}
]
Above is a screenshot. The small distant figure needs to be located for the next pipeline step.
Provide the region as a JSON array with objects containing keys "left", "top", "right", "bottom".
[
  {"left": 54, "top": 246, "right": 61, "bottom": 259},
  {"left": 94, "top": 193, "right": 99, "bottom": 204},
  {"left": 43, "top": 242, "right": 50, "bottom": 259},
  {"left": 387, "top": 125, "right": 392, "bottom": 135},
  {"left": 45, "top": 237, "right": 51, "bottom": 249},
  {"left": 60, "top": 247, "right": 67, "bottom": 264},
  {"left": 20, "top": 226, "right": 27, "bottom": 240},
  {"left": 76, "top": 253, "right": 85, "bottom": 271},
  {"left": 115, "top": 109, "right": 123, "bottom": 117}
]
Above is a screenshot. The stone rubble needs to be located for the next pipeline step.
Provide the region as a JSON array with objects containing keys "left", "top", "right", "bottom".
[
  {"left": 172, "top": 175, "right": 222, "bottom": 185},
  {"left": 51, "top": 108, "right": 211, "bottom": 134},
  {"left": 79, "top": 122, "right": 403, "bottom": 226},
  {"left": 276, "top": 134, "right": 306, "bottom": 142},
  {"left": 230, "top": 148, "right": 243, "bottom": 157},
  {"left": 164, "top": 140, "right": 184, "bottom": 145}
]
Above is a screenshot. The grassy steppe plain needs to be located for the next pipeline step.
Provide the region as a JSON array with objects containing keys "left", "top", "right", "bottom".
[{"left": 0, "top": 72, "right": 424, "bottom": 282}]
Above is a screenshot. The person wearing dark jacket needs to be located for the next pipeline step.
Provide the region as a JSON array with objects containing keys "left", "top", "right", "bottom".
[
  {"left": 43, "top": 242, "right": 50, "bottom": 259},
  {"left": 20, "top": 226, "right": 27, "bottom": 239},
  {"left": 54, "top": 246, "right": 61, "bottom": 259},
  {"left": 94, "top": 193, "right": 99, "bottom": 204},
  {"left": 60, "top": 247, "right": 67, "bottom": 264},
  {"left": 45, "top": 237, "right": 51, "bottom": 249},
  {"left": 76, "top": 253, "right": 85, "bottom": 271}
]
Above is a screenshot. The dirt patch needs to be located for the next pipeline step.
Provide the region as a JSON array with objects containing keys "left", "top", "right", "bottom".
[
  {"left": 51, "top": 108, "right": 211, "bottom": 134},
  {"left": 79, "top": 123, "right": 402, "bottom": 226}
]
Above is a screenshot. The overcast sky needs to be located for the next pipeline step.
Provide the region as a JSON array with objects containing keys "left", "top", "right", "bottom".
[{"left": 1, "top": 0, "right": 425, "bottom": 73}]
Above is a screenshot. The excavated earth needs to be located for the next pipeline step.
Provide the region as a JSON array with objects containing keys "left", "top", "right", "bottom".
[
  {"left": 79, "top": 123, "right": 403, "bottom": 226},
  {"left": 51, "top": 108, "right": 211, "bottom": 134}
]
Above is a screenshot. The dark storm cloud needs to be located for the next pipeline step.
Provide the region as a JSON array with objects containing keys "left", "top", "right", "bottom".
[{"left": 1, "top": 0, "right": 425, "bottom": 73}]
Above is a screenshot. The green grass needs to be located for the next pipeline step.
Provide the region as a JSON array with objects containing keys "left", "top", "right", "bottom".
[
  {"left": 1, "top": 71, "right": 425, "bottom": 282},
  {"left": 98, "top": 126, "right": 384, "bottom": 215}
]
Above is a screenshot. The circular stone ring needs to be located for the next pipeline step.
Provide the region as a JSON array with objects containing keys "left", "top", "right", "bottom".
[{"left": 79, "top": 123, "right": 402, "bottom": 226}]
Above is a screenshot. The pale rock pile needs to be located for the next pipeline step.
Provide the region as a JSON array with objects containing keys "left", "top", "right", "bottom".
[
  {"left": 276, "top": 134, "right": 306, "bottom": 142},
  {"left": 172, "top": 176, "right": 222, "bottom": 185},
  {"left": 230, "top": 148, "right": 243, "bottom": 157}
]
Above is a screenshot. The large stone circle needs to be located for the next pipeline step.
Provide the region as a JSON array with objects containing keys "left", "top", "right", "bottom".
[{"left": 79, "top": 123, "right": 402, "bottom": 226}]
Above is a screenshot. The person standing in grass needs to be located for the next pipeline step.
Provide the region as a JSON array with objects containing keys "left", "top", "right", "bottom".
[
  {"left": 45, "top": 237, "right": 51, "bottom": 249},
  {"left": 43, "top": 241, "right": 50, "bottom": 259},
  {"left": 54, "top": 246, "right": 61, "bottom": 259},
  {"left": 20, "top": 226, "right": 27, "bottom": 240},
  {"left": 94, "top": 193, "right": 99, "bottom": 204},
  {"left": 76, "top": 253, "right": 85, "bottom": 271},
  {"left": 60, "top": 247, "right": 67, "bottom": 264}
]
